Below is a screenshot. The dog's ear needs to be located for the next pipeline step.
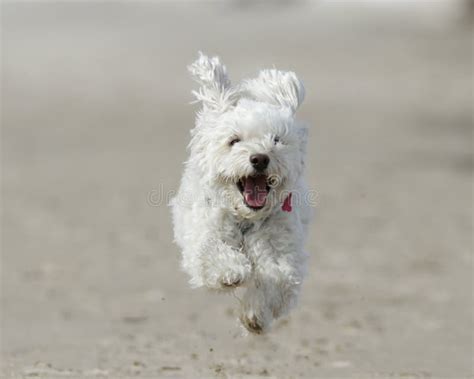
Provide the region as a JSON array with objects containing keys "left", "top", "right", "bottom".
[
  {"left": 188, "top": 52, "right": 238, "bottom": 113},
  {"left": 243, "top": 69, "right": 305, "bottom": 113}
]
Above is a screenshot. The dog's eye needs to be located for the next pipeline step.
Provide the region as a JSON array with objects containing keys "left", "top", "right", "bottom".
[
  {"left": 273, "top": 136, "right": 280, "bottom": 145},
  {"left": 229, "top": 138, "right": 240, "bottom": 146}
]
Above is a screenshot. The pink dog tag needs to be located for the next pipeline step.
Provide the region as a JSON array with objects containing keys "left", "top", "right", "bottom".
[{"left": 282, "top": 193, "right": 292, "bottom": 212}]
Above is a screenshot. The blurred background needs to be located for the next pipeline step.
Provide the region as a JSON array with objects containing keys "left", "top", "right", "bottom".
[{"left": 1, "top": 1, "right": 472, "bottom": 378}]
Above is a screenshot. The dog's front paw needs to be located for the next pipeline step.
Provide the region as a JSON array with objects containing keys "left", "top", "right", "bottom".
[
  {"left": 220, "top": 272, "right": 244, "bottom": 288},
  {"left": 201, "top": 240, "right": 252, "bottom": 290}
]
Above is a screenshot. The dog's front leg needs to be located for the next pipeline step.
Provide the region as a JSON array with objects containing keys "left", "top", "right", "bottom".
[
  {"left": 182, "top": 210, "right": 252, "bottom": 290},
  {"left": 240, "top": 214, "right": 307, "bottom": 333},
  {"left": 198, "top": 235, "right": 252, "bottom": 290}
]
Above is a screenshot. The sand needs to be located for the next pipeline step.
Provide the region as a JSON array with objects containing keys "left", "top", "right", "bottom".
[{"left": 1, "top": 2, "right": 472, "bottom": 378}]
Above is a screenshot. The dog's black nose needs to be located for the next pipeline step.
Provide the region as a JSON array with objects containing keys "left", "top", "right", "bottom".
[{"left": 250, "top": 154, "right": 270, "bottom": 172}]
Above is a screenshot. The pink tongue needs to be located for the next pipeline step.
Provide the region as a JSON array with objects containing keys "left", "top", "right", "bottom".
[{"left": 243, "top": 176, "right": 268, "bottom": 208}]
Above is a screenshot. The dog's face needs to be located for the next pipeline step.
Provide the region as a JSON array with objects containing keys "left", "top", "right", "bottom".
[
  {"left": 187, "top": 53, "right": 307, "bottom": 219},
  {"left": 191, "top": 100, "right": 307, "bottom": 219}
]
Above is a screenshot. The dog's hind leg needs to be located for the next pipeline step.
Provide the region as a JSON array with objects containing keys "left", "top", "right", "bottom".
[
  {"left": 239, "top": 260, "right": 303, "bottom": 334},
  {"left": 239, "top": 214, "right": 307, "bottom": 333}
]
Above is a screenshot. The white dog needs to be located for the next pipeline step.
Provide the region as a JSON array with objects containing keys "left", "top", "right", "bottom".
[{"left": 171, "top": 52, "right": 310, "bottom": 334}]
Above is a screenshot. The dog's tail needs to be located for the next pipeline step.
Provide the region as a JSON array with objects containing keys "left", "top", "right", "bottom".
[{"left": 188, "top": 52, "right": 238, "bottom": 113}]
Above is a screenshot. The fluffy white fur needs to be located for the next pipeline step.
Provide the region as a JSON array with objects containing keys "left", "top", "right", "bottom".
[{"left": 171, "top": 52, "right": 310, "bottom": 334}]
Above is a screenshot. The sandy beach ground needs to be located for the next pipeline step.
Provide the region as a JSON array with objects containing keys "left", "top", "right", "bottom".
[{"left": 1, "top": 2, "right": 472, "bottom": 378}]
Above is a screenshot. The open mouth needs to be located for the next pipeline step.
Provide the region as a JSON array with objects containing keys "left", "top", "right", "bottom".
[{"left": 237, "top": 174, "right": 271, "bottom": 210}]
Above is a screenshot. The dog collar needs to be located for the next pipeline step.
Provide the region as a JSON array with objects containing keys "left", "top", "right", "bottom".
[{"left": 282, "top": 193, "right": 292, "bottom": 212}]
